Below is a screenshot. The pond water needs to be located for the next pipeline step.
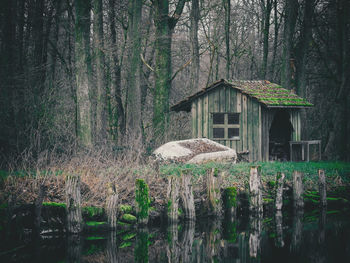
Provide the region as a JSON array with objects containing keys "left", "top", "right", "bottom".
[{"left": 1, "top": 210, "right": 350, "bottom": 262}]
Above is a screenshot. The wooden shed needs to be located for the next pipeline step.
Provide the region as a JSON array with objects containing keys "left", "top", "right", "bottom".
[{"left": 171, "top": 79, "right": 313, "bottom": 161}]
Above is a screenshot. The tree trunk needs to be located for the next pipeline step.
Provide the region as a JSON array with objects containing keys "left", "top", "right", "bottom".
[
  {"left": 93, "top": 0, "right": 108, "bottom": 143},
  {"left": 126, "top": 0, "right": 142, "bottom": 142},
  {"left": 261, "top": 0, "right": 272, "bottom": 79},
  {"left": 75, "top": 0, "right": 93, "bottom": 147},
  {"left": 34, "top": 184, "right": 47, "bottom": 235},
  {"left": 190, "top": 0, "right": 200, "bottom": 91},
  {"left": 108, "top": 0, "right": 125, "bottom": 142},
  {"left": 152, "top": 0, "right": 186, "bottom": 143},
  {"left": 223, "top": 0, "right": 231, "bottom": 79},
  {"left": 281, "top": 0, "right": 299, "bottom": 89}
]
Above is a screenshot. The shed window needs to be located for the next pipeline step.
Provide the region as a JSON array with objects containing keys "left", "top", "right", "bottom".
[{"left": 212, "top": 113, "right": 240, "bottom": 140}]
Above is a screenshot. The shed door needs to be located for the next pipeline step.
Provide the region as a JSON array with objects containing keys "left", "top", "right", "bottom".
[{"left": 269, "top": 110, "right": 293, "bottom": 160}]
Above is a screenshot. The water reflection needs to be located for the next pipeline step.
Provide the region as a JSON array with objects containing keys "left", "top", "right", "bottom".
[
  {"left": 1, "top": 210, "right": 350, "bottom": 262},
  {"left": 66, "top": 234, "right": 82, "bottom": 263},
  {"left": 275, "top": 210, "right": 284, "bottom": 248},
  {"left": 249, "top": 214, "right": 262, "bottom": 260}
]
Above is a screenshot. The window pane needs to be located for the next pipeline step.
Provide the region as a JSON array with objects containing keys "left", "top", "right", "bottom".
[
  {"left": 213, "top": 113, "right": 224, "bottom": 124},
  {"left": 228, "top": 128, "right": 239, "bottom": 138},
  {"left": 228, "top": 113, "right": 240, "bottom": 124},
  {"left": 213, "top": 128, "right": 224, "bottom": 138}
]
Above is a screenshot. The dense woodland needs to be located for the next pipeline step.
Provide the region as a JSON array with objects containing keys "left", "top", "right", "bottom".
[{"left": 0, "top": 0, "right": 349, "bottom": 168}]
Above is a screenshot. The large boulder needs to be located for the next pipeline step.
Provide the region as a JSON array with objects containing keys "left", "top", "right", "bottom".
[{"left": 153, "top": 138, "right": 237, "bottom": 164}]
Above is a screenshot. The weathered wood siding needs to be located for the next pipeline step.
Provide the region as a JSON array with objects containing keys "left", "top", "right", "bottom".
[
  {"left": 191, "top": 85, "right": 262, "bottom": 161},
  {"left": 289, "top": 109, "right": 301, "bottom": 141}
]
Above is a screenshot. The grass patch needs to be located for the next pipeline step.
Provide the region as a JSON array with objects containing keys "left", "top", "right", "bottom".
[
  {"left": 85, "top": 236, "right": 105, "bottom": 240},
  {"left": 85, "top": 221, "right": 107, "bottom": 227},
  {"left": 43, "top": 202, "right": 66, "bottom": 208}
]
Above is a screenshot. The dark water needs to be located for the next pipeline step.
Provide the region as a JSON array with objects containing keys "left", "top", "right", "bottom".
[{"left": 1, "top": 210, "right": 350, "bottom": 262}]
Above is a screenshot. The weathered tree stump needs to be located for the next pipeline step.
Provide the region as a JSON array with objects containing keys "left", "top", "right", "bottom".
[
  {"left": 318, "top": 169, "right": 327, "bottom": 207},
  {"left": 106, "top": 183, "right": 118, "bottom": 229},
  {"left": 34, "top": 184, "right": 47, "bottom": 234},
  {"left": 275, "top": 172, "right": 285, "bottom": 211},
  {"left": 65, "top": 174, "right": 82, "bottom": 233},
  {"left": 167, "top": 176, "right": 180, "bottom": 223},
  {"left": 223, "top": 186, "right": 238, "bottom": 217},
  {"left": 180, "top": 172, "right": 195, "bottom": 221},
  {"left": 135, "top": 179, "right": 149, "bottom": 225},
  {"left": 292, "top": 171, "right": 304, "bottom": 209},
  {"left": 249, "top": 166, "right": 263, "bottom": 214},
  {"left": 206, "top": 168, "right": 222, "bottom": 216}
]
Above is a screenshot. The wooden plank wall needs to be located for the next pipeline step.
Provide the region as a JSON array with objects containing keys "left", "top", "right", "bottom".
[
  {"left": 191, "top": 85, "right": 263, "bottom": 161},
  {"left": 289, "top": 109, "right": 301, "bottom": 141}
]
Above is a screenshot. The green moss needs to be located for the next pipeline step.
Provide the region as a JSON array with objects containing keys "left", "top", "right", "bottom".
[
  {"left": 117, "top": 221, "right": 132, "bottom": 228},
  {"left": 85, "top": 236, "right": 105, "bottom": 240},
  {"left": 122, "top": 233, "right": 136, "bottom": 241},
  {"left": 120, "top": 204, "right": 132, "bottom": 214},
  {"left": 82, "top": 206, "right": 104, "bottom": 217},
  {"left": 121, "top": 213, "right": 137, "bottom": 223},
  {"left": 135, "top": 179, "right": 150, "bottom": 222},
  {"left": 85, "top": 221, "right": 107, "bottom": 226},
  {"left": 43, "top": 202, "right": 66, "bottom": 208},
  {"left": 119, "top": 241, "right": 132, "bottom": 249},
  {"left": 223, "top": 187, "right": 238, "bottom": 210}
]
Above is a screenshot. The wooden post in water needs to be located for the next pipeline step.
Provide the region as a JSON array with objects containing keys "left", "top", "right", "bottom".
[
  {"left": 34, "top": 184, "right": 47, "bottom": 234},
  {"left": 318, "top": 169, "right": 327, "bottom": 207},
  {"left": 206, "top": 168, "right": 222, "bottom": 216},
  {"left": 292, "top": 171, "right": 304, "bottom": 209},
  {"left": 249, "top": 166, "right": 263, "bottom": 214},
  {"left": 275, "top": 172, "right": 285, "bottom": 211},
  {"left": 106, "top": 183, "right": 118, "bottom": 229},
  {"left": 167, "top": 176, "right": 180, "bottom": 223},
  {"left": 180, "top": 172, "right": 195, "bottom": 221},
  {"left": 65, "top": 174, "right": 82, "bottom": 233},
  {"left": 135, "top": 179, "right": 149, "bottom": 225}
]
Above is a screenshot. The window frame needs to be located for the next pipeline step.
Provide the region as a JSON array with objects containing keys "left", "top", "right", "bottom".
[{"left": 211, "top": 112, "right": 240, "bottom": 140}]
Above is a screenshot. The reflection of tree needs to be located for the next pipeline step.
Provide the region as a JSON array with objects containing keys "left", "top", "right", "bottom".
[
  {"left": 167, "top": 224, "right": 180, "bottom": 262},
  {"left": 249, "top": 214, "right": 262, "bottom": 260},
  {"left": 135, "top": 228, "right": 149, "bottom": 263},
  {"left": 316, "top": 209, "right": 327, "bottom": 263},
  {"left": 67, "top": 234, "right": 82, "bottom": 263},
  {"left": 290, "top": 210, "right": 303, "bottom": 253},
  {"left": 180, "top": 221, "right": 195, "bottom": 262},
  {"left": 106, "top": 231, "right": 118, "bottom": 263},
  {"left": 205, "top": 220, "right": 221, "bottom": 261},
  {"left": 275, "top": 210, "right": 284, "bottom": 248}
]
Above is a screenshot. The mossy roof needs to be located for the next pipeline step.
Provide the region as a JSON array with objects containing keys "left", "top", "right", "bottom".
[{"left": 171, "top": 79, "right": 313, "bottom": 112}]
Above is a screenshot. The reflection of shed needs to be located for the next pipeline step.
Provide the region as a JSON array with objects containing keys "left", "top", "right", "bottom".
[{"left": 171, "top": 79, "right": 313, "bottom": 161}]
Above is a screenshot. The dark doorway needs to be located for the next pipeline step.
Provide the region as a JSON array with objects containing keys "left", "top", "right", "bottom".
[{"left": 269, "top": 110, "right": 293, "bottom": 161}]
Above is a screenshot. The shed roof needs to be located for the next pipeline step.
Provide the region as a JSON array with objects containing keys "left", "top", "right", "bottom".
[{"left": 171, "top": 79, "right": 313, "bottom": 112}]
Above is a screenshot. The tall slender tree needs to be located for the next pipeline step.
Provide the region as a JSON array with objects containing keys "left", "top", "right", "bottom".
[
  {"left": 93, "top": 0, "right": 108, "bottom": 143},
  {"left": 152, "top": 0, "right": 186, "bottom": 143},
  {"left": 75, "top": 0, "right": 93, "bottom": 147}
]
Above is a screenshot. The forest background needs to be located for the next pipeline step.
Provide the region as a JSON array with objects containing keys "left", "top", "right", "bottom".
[{"left": 0, "top": 0, "right": 349, "bottom": 169}]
